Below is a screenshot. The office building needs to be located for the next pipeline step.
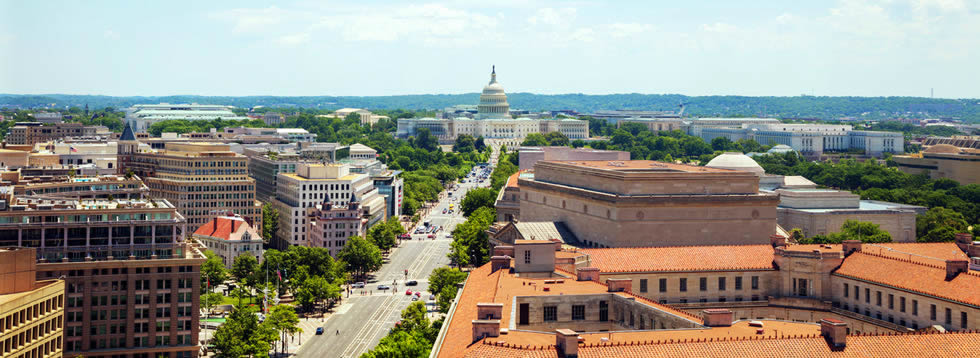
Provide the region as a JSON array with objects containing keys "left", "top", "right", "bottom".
[
  {"left": 31, "top": 112, "right": 65, "bottom": 124},
  {"left": 370, "top": 169, "right": 403, "bottom": 219},
  {"left": 519, "top": 160, "right": 780, "bottom": 247},
  {"left": 0, "top": 188, "right": 205, "bottom": 358},
  {"left": 397, "top": 68, "right": 589, "bottom": 143},
  {"left": 272, "top": 163, "right": 386, "bottom": 249},
  {"left": 192, "top": 215, "right": 263, "bottom": 269},
  {"left": 306, "top": 201, "right": 365, "bottom": 257},
  {"left": 691, "top": 122, "right": 903, "bottom": 157},
  {"left": 125, "top": 104, "right": 249, "bottom": 133},
  {"left": 119, "top": 134, "right": 261, "bottom": 231},
  {"left": 431, "top": 239, "right": 980, "bottom": 357},
  {"left": 0, "top": 247, "right": 65, "bottom": 358},
  {"left": 5, "top": 123, "right": 111, "bottom": 146},
  {"left": 320, "top": 108, "right": 388, "bottom": 126},
  {"left": 13, "top": 174, "right": 148, "bottom": 201},
  {"left": 892, "top": 144, "right": 980, "bottom": 185}
]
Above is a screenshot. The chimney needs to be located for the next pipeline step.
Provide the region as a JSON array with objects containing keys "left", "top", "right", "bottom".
[
  {"left": 493, "top": 245, "right": 514, "bottom": 257},
  {"left": 702, "top": 309, "right": 734, "bottom": 327},
  {"left": 477, "top": 303, "right": 503, "bottom": 320},
  {"left": 471, "top": 319, "right": 500, "bottom": 342},
  {"left": 954, "top": 232, "right": 973, "bottom": 245},
  {"left": 576, "top": 267, "right": 600, "bottom": 282},
  {"left": 555, "top": 329, "right": 578, "bottom": 357},
  {"left": 820, "top": 318, "right": 847, "bottom": 349},
  {"left": 606, "top": 278, "right": 632, "bottom": 292},
  {"left": 842, "top": 240, "right": 862, "bottom": 256},
  {"left": 552, "top": 239, "right": 562, "bottom": 251},
  {"left": 945, "top": 259, "right": 968, "bottom": 280},
  {"left": 490, "top": 256, "right": 511, "bottom": 272},
  {"left": 770, "top": 234, "right": 787, "bottom": 247}
]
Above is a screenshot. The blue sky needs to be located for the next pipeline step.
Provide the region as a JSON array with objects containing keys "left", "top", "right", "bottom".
[{"left": 1, "top": 0, "right": 977, "bottom": 98}]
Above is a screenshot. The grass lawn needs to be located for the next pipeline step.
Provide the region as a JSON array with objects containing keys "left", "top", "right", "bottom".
[{"left": 218, "top": 295, "right": 259, "bottom": 306}]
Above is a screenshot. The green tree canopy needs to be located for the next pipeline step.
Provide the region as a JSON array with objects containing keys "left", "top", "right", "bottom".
[
  {"left": 917, "top": 207, "right": 969, "bottom": 242},
  {"left": 337, "top": 236, "right": 383, "bottom": 279},
  {"left": 460, "top": 187, "right": 497, "bottom": 217},
  {"left": 212, "top": 305, "right": 277, "bottom": 358},
  {"left": 201, "top": 250, "right": 227, "bottom": 292}
]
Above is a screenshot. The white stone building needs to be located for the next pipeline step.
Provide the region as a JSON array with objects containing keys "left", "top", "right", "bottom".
[
  {"left": 397, "top": 68, "right": 589, "bottom": 142},
  {"left": 193, "top": 215, "right": 264, "bottom": 269}
]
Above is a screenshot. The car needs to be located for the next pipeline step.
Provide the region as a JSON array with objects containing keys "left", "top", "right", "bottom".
[
  {"left": 415, "top": 291, "right": 422, "bottom": 297},
  {"left": 377, "top": 285, "right": 390, "bottom": 290},
  {"left": 412, "top": 296, "right": 419, "bottom": 301},
  {"left": 429, "top": 294, "right": 436, "bottom": 301},
  {"left": 406, "top": 280, "right": 418, "bottom": 286},
  {"left": 405, "top": 289, "right": 413, "bottom": 295},
  {"left": 353, "top": 282, "right": 365, "bottom": 288},
  {"left": 315, "top": 327, "right": 324, "bottom": 335},
  {"left": 427, "top": 234, "right": 435, "bottom": 239}
]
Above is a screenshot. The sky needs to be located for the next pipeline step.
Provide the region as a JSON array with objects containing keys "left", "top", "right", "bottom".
[{"left": 1, "top": 0, "right": 978, "bottom": 98}]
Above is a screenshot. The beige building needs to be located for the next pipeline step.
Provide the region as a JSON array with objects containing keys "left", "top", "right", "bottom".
[
  {"left": 517, "top": 146, "right": 630, "bottom": 171},
  {"left": 273, "top": 163, "right": 386, "bottom": 250},
  {"left": 893, "top": 144, "right": 980, "bottom": 185},
  {"left": 492, "top": 171, "right": 524, "bottom": 222},
  {"left": 1, "top": 247, "right": 65, "bottom": 358},
  {"left": 775, "top": 188, "right": 924, "bottom": 241},
  {"left": 6, "top": 123, "right": 110, "bottom": 146},
  {"left": 519, "top": 160, "right": 779, "bottom": 247},
  {"left": 193, "top": 215, "right": 264, "bottom": 269},
  {"left": 306, "top": 201, "right": 365, "bottom": 257},
  {"left": 121, "top": 140, "right": 262, "bottom": 231},
  {"left": 0, "top": 149, "right": 30, "bottom": 169},
  {"left": 432, "top": 239, "right": 980, "bottom": 357},
  {"left": 320, "top": 108, "right": 387, "bottom": 126}
]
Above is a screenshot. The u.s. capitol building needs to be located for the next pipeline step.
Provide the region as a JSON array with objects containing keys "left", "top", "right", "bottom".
[{"left": 396, "top": 67, "right": 589, "bottom": 142}]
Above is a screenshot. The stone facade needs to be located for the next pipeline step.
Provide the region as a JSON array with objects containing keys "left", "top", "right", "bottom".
[
  {"left": 519, "top": 160, "right": 779, "bottom": 247},
  {"left": 0, "top": 248, "right": 65, "bottom": 358},
  {"left": 893, "top": 145, "right": 980, "bottom": 185}
]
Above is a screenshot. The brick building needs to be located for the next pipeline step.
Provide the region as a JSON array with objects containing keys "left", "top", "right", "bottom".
[{"left": 6, "top": 123, "right": 110, "bottom": 146}]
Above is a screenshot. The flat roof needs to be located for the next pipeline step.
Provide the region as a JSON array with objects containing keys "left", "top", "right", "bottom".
[{"left": 554, "top": 160, "right": 730, "bottom": 173}]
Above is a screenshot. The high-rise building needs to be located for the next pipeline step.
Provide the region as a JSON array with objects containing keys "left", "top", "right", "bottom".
[
  {"left": 120, "top": 136, "right": 261, "bottom": 231},
  {"left": 0, "top": 190, "right": 204, "bottom": 358},
  {"left": 0, "top": 247, "right": 65, "bottom": 358},
  {"left": 272, "top": 163, "right": 386, "bottom": 250}
]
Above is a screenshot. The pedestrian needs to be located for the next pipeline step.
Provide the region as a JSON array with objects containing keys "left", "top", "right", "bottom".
[{"left": 336, "top": 330, "right": 339, "bottom": 335}]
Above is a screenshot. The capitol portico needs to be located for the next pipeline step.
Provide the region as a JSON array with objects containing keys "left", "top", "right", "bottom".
[{"left": 396, "top": 67, "right": 589, "bottom": 142}]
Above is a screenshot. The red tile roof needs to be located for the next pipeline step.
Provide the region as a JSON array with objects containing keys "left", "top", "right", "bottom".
[
  {"left": 834, "top": 251, "right": 980, "bottom": 306},
  {"left": 505, "top": 171, "right": 522, "bottom": 189},
  {"left": 862, "top": 242, "right": 968, "bottom": 265},
  {"left": 580, "top": 245, "right": 776, "bottom": 273},
  {"left": 193, "top": 217, "right": 247, "bottom": 241}
]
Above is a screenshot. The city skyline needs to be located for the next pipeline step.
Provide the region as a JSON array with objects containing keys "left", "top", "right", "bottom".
[{"left": 1, "top": 0, "right": 979, "bottom": 98}]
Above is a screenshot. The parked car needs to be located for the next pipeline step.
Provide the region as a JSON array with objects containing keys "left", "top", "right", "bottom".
[
  {"left": 315, "top": 327, "right": 324, "bottom": 335},
  {"left": 353, "top": 282, "right": 365, "bottom": 288},
  {"left": 406, "top": 280, "right": 418, "bottom": 286},
  {"left": 427, "top": 234, "right": 435, "bottom": 239},
  {"left": 405, "top": 289, "right": 413, "bottom": 295}
]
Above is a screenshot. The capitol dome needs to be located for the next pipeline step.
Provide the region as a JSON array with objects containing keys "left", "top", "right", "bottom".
[
  {"left": 477, "top": 66, "right": 510, "bottom": 119},
  {"left": 706, "top": 152, "right": 765, "bottom": 176}
]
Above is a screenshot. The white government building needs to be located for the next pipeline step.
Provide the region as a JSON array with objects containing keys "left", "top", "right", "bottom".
[
  {"left": 125, "top": 103, "right": 250, "bottom": 132},
  {"left": 397, "top": 67, "right": 589, "bottom": 143}
]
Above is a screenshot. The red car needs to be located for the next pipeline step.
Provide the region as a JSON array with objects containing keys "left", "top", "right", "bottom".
[
  {"left": 427, "top": 234, "right": 435, "bottom": 239},
  {"left": 405, "top": 289, "right": 413, "bottom": 295}
]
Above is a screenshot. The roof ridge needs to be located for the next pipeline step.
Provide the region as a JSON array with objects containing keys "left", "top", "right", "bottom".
[
  {"left": 854, "top": 250, "right": 946, "bottom": 270},
  {"left": 583, "top": 244, "right": 773, "bottom": 250}
]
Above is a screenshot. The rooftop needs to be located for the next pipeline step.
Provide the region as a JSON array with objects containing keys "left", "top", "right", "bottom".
[
  {"left": 193, "top": 216, "right": 258, "bottom": 242},
  {"left": 579, "top": 245, "right": 776, "bottom": 273},
  {"left": 550, "top": 160, "right": 730, "bottom": 173},
  {"left": 834, "top": 251, "right": 979, "bottom": 306}
]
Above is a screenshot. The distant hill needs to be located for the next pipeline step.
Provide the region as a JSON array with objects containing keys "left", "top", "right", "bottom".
[{"left": 2, "top": 93, "right": 978, "bottom": 122}]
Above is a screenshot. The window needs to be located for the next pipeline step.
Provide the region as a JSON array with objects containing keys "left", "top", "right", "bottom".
[
  {"left": 599, "top": 301, "right": 608, "bottom": 322},
  {"left": 900, "top": 297, "right": 906, "bottom": 313},
  {"left": 945, "top": 308, "right": 952, "bottom": 325},
  {"left": 572, "top": 305, "right": 585, "bottom": 321},
  {"left": 524, "top": 250, "right": 531, "bottom": 264},
  {"left": 888, "top": 294, "right": 894, "bottom": 309},
  {"left": 913, "top": 300, "right": 918, "bottom": 316},
  {"left": 679, "top": 278, "right": 687, "bottom": 292},
  {"left": 844, "top": 283, "right": 849, "bottom": 298},
  {"left": 639, "top": 279, "right": 648, "bottom": 293},
  {"left": 543, "top": 306, "right": 557, "bottom": 322},
  {"left": 659, "top": 278, "right": 667, "bottom": 293},
  {"left": 875, "top": 291, "right": 881, "bottom": 306},
  {"left": 962, "top": 312, "right": 968, "bottom": 329},
  {"left": 751, "top": 276, "right": 759, "bottom": 290},
  {"left": 855, "top": 285, "right": 860, "bottom": 300},
  {"left": 718, "top": 277, "right": 726, "bottom": 291},
  {"left": 930, "top": 304, "right": 936, "bottom": 321},
  {"left": 699, "top": 277, "right": 707, "bottom": 291},
  {"left": 865, "top": 288, "right": 870, "bottom": 303},
  {"left": 734, "top": 277, "right": 742, "bottom": 290}
]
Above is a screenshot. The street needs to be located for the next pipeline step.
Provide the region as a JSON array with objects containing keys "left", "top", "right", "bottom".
[{"left": 295, "top": 153, "right": 495, "bottom": 357}]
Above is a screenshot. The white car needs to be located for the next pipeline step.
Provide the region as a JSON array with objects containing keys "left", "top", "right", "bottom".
[{"left": 353, "top": 282, "right": 365, "bottom": 288}]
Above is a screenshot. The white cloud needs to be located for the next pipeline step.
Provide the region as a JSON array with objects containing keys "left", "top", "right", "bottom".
[
  {"left": 912, "top": 0, "right": 966, "bottom": 12},
  {"left": 701, "top": 22, "right": 737, "bottom": 33},
  {"left": 775, "top": 13, "right": 795, "bottom": 25},
  {"left": 212, "top": 6, "right": 290, "bottom": 34},
  {"left": 103, "top": 30, "right": 120, "bottom": 40},
  {"left": 527, "top": 7, "right": 576, "bottom": 26},
  {"left": 277, "top": 32, "right": 310, "bottom": 46},
  {"left": 320, "top": 3, "right": 501, "bottom": 46},
  {"left": 607, "top": 23, "right": 654, "bottom": 38}
]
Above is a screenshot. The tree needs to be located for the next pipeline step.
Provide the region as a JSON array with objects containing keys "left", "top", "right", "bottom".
[
  {"left": 232, "top": 255, "right": 259, "bottom": 284},
  {"left": 201, "top": 292, "right": 224, "bottom": 316},
  {"left": 368, "top": 218, "right": 404, "bottom": 253},
  {"left": 262, "top": 203, "right": 279, "bottom": 242},
  {"left": 413, "top": 128, "right": 439, "bottom": 152},
  {"left": 337, "top": 236, "right": 383, "bottom": 279},
  {"left": 711, "top": 137, "right": 734, "bottom": 151},
  {"left": 788, "top": 228, "right": 804, "bottom": 243},
  {"left": 230, "top": 286, "right": 251, "bottom": 307},
  {"left": 452, "top": 134, "right": 476, "bottom": 153},
  {"left": 460, "top": 187, "right": 496, "bottom": 217},
  {"left": 521, "top": 133, "right": 548, "bottom": 146},
  {"left": 428, "top": 267, "right": 467, "bottom": 297},
  {"left": 201, "top": 250, "right": 227, "bottom": 293},
  {"left": 835, "top": 220, "right": 892, "bottom": 243},
  {"left": 212, "top": 305, "right": 277, "bottom": 358},
  {"left": 438, "top": 285, "right": 458, "bottom": 313},
  {"left": 448, "top": 207, "right": 495, "bottom": 267},
  {"left": 474, "top": 136, "right": 487, "bottom": 152},
  {"left": 296, "top": 276, "right": 335, "bottom": 312},
  {"left": 544, "top": 131, "right": 569, "bottom": 146},
  {"left": 917, "top": 207, "right": 969, "bottom": 242},
  {"left": 267, "top": 304, "right": 302, "bottom": 356}
]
